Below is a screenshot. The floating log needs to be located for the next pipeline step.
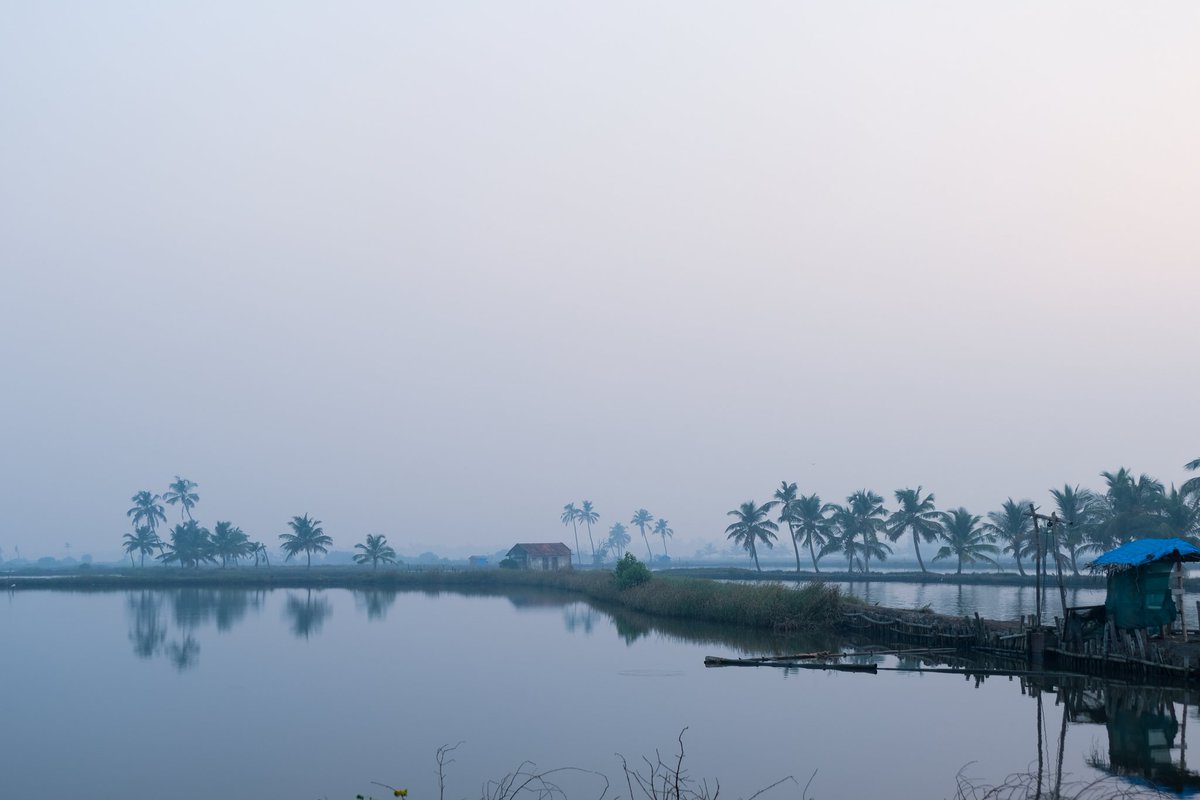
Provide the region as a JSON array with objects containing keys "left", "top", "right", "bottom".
[
  {"left": 700, "top": 650, "right": 844, "bottom": 664},
  {"left": 704, "top": 656, "right": 878, "bottom": 673}
]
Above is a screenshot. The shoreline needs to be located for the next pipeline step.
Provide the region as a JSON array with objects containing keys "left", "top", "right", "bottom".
[{"left": 2, "top": 566, "right": 846, "bottom": 633}]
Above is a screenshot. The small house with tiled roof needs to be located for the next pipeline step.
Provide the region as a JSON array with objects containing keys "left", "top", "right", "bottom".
[{"left": 507, "top": 542, "right": 573, "bottom": 571}]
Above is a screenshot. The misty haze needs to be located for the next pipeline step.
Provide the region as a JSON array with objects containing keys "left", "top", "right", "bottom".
[{"left": 2, "top": 2, "right": 1198, "bottom": 799}]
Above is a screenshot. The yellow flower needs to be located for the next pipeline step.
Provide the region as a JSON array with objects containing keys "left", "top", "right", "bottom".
[{"left": 394, "top": 790, "right": 408, "bottom": 798}]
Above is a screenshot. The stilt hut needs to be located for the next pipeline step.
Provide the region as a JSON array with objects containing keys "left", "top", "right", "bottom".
[{"left": 1087, "top": 538, "right": 1200, "bottom": 631}]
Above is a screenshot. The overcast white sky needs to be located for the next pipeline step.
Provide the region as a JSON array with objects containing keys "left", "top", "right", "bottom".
[{"left": 1, "top": 2, "right": 1197, "bottom": 561}]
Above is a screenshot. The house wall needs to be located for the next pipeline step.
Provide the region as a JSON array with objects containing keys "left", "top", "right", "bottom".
[{"left": 508, "top": 548, "right": 572, "bottom": 570}]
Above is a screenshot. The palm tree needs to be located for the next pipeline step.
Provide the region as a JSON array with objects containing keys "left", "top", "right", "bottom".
[
  {"left": 983, "top": 498, "right": 1033, "bottom": 575},
  {"left": 127, "top": 491, "right": 167, "bottom": 535},
  {"left": 935, "top": 508, "right": 999, "bottom": 574},
  {"left": 630, "top": 509, "right": 655, "bottom": 562},
  {"left": 652, "top": 518, "right": 674, "bottom": 558},
  {"left": 353, "top": 534, "right": 397, "bottom": 568},
  {"left": 829, "top": 490, "right": 890, "bottom": 573},
  {"left": 1049, "top": 484, "right": 1096, "bottom": 575},
  {"left": 279, "top": 514, "right": 333, "bottom": 568},
  {"left": 210, "top": 521, "right": 251, "bottom": 568},
  {"left": 606, "top": 523, "right": 631, "bottom": 559},
  {"left": 122, "top": 526, "right": 161, "bottom": 567},
  {"left": 725, "top": 500, "right": 778, "bottom": 572},
  {"left": 163, "top": 476, "right": 200, "bottom": 521},
  {"left": 774, "top": 482, "right": 805, "bottom": 573},
  {"left": 158, "top": 521, "right": 215, "bottom": 568},
  {"left": 886, "top": 487, "right": 942, "bottom": 573},
  {"left": 249, "top": 541, "right": 270, "bottom": 567},
  {"left": 1161, "top": 485, "right": 1200, "bottom": 539},
  {"left": 1098, "top": 468, "right": 1167, "bottom": 542},
  {"left": 792, "top": 494, "right": 835, "bottom": 572},
  {"left": 1183, "top": 458, "right": 1200, "bottom": 499},
  {"left": 579, "top": 501, "right": 600, "bottom": 563},
  {"left": 561, "top": 503, "right": 583, "bottom": 566}
]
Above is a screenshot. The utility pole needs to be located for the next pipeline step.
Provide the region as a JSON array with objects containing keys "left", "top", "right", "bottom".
[
  {"left": 1029, "top": 504, "right": 1043, "bottom": 628},
  {"left": 1027, "top": 505, "right": 1069, "bottom": 631}
]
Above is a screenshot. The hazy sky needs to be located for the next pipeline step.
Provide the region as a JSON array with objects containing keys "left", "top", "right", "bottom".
[{"left": 2, "top": 2, "right": 1197, "bottom": 561}]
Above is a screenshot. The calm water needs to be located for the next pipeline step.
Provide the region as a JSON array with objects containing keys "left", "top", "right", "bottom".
[
  {"left": 833, "top": 581, "right": 1110, "bottom": 622},
  {"left": 2, "top": 586, "right": 1196, "bottom": 799}
]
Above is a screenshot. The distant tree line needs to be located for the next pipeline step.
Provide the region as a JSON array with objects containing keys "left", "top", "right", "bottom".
[
  {"left": 120, "top": 476, "right": 397, "bottom": 569},
  {"left": 561, "top": 502, "right": 674, "bottom": 566},
  {"left": 723, "top": 460, "right": 1200, "bottom": 574}
]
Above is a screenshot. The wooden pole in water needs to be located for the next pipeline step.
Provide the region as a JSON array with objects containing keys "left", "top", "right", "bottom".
[
  {"left": 1182, "top": 691, "right": 1188, "bottom": 775},
  {"left": 1175, "top": 561, "right": 1187, "bottom": 642},
  {"left": 1035, "top": 690, "right": 1045, "bottom": 800}
]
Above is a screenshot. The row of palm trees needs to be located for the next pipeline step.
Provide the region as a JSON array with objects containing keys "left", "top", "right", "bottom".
[
  {"left": 122, "top": 478, "right": 399, "bottom": 569},
  {"left": 560, "top": 503, "right": 675, "bottom": 565},
  {"left": 724, "top": 460, "right": 1200, "bottom": 574}
]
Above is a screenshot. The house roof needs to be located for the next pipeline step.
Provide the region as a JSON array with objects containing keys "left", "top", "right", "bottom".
[
  {"left": 1087, "top": 537, "right": 1200, "bottom": 573},
  {"left": 508, "top": 542, "right": 572, "bottom": 557}
]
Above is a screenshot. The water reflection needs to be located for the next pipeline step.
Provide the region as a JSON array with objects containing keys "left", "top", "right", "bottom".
[
  {"left": 123, "top": 588, "right": 265, "bottom": 670},
  {"left": 166, "top": 635, "right": 200, "bottom": 671},
  {"left": 127, "top": 591, "right": 167, "bottom": 658},
  {"left": 171, "top": 587, "right": 264, "bottom": 632},
  {"left": 283, "top": 590, "right": 332, "bottom": 639},
  {"left": 563, "top": 604, "right": 598, "bottom": 634},
  {"left": 834, "top": 580, "right": 1108, "bottom": 621},
  {"left": 1074, "top": 683, "right": 1200, "bottom": 795},
  {"left": 354, "top": 588, "right": 398, "bottom": 621},
  {"left": 111, "top": 585, "right": 1200, "bottom": 796}
]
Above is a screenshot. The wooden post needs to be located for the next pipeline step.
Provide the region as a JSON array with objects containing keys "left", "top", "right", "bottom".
[
  {"left": 1174, "top": 562, "right": 1187, "bottom": 642},
  {"left": 1183, "top": 691, "right": 1189, "bottom": 775}
]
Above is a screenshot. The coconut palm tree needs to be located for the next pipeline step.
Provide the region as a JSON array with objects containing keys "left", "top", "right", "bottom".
[
  {"left": 578, "top": 501, "right": 600, "bottom": 563},
  {"left": 249, "top": 541, "right": 269, "bottom": 567},
  {"left": 983, "top": 498, "right": 1033, "bottom": 575},
  {"left": 725, "top": 500, "right": 778, "bottom": 572},
  {"left": 158, "top": 521, "right": 215, "bottom": 568},
  {"left": 792, "top": 494, "right": 835, "bottom": 573},
  {"left": 163, "top": 476, "right": 200, "bottom": 521},
  {"left": 829, "top": 490, "right": 890, "bottom": 573},
  {"left": 652, "top": 518, "right": 674, "bottom": 558},
  {"left": 122, "top": 526, "right": 161, "bottom": 567},
  {"left": 886, "top": 487, "right": 942, "bottom": 573},
  {"left": 606, "top": 523, "right": 631, "bottom": 559},
  {"left": 561, "top": 503, "right": 583, "bottom": 566},
  {"left": 1161, "top": 485, "right": 1200, "bottom": 539},
  {"left": 1098, "top": 468, "right": 1167, "bottom": 543},
  {"left": 353, "top": 534, "right": 398, "bottom": 568},
  {"left": 935, "top": 508, "right": 999, "bottom": 574},
  {"left": 630, "top": 509, "right": 655, "bottom": 562},
  {"left": 1183, "top": 458, "right": 1200, "bottom": 499},
  {"left": 127, "top": 491, "right": 167, "bottom": 535},
  {"left": 774, "top": 481, "right": 806, "bottom": 573},
  {"left": 279, "top": 514, "right": 333, "bottom": 568},
  {"left": 210, "top": 521, "right": 251, "bottom": 568},
  {"left": 1049, "top": 484, "right": 1097, "bottom": 575}
]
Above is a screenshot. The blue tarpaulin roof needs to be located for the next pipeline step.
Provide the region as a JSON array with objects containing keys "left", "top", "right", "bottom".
[{"left": 1088, "top": 537, "right": 1200, "bottom": 572}]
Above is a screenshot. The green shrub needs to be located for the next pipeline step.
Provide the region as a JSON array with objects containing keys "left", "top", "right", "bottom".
[
  {"left": 613, "top": 553, "right": 652, "bottom": 590},
  {"left": 499, "top": 557, "right": 519, "bottom": 570}
]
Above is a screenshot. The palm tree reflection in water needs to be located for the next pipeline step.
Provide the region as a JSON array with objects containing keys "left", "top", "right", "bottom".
[
  {"left": 284, "top": 589, "right": 332, "bottom": 639},
  {"left": 353, "top": 589, "right": 398, "bottom": 621},
  {"left": 124, "top": 588, "right": 265, "bottom": 670}
]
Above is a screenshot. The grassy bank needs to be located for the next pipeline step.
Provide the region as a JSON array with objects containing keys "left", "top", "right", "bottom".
[{"left": 4, "top": 565, "right": 846, "bottom": 631}]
